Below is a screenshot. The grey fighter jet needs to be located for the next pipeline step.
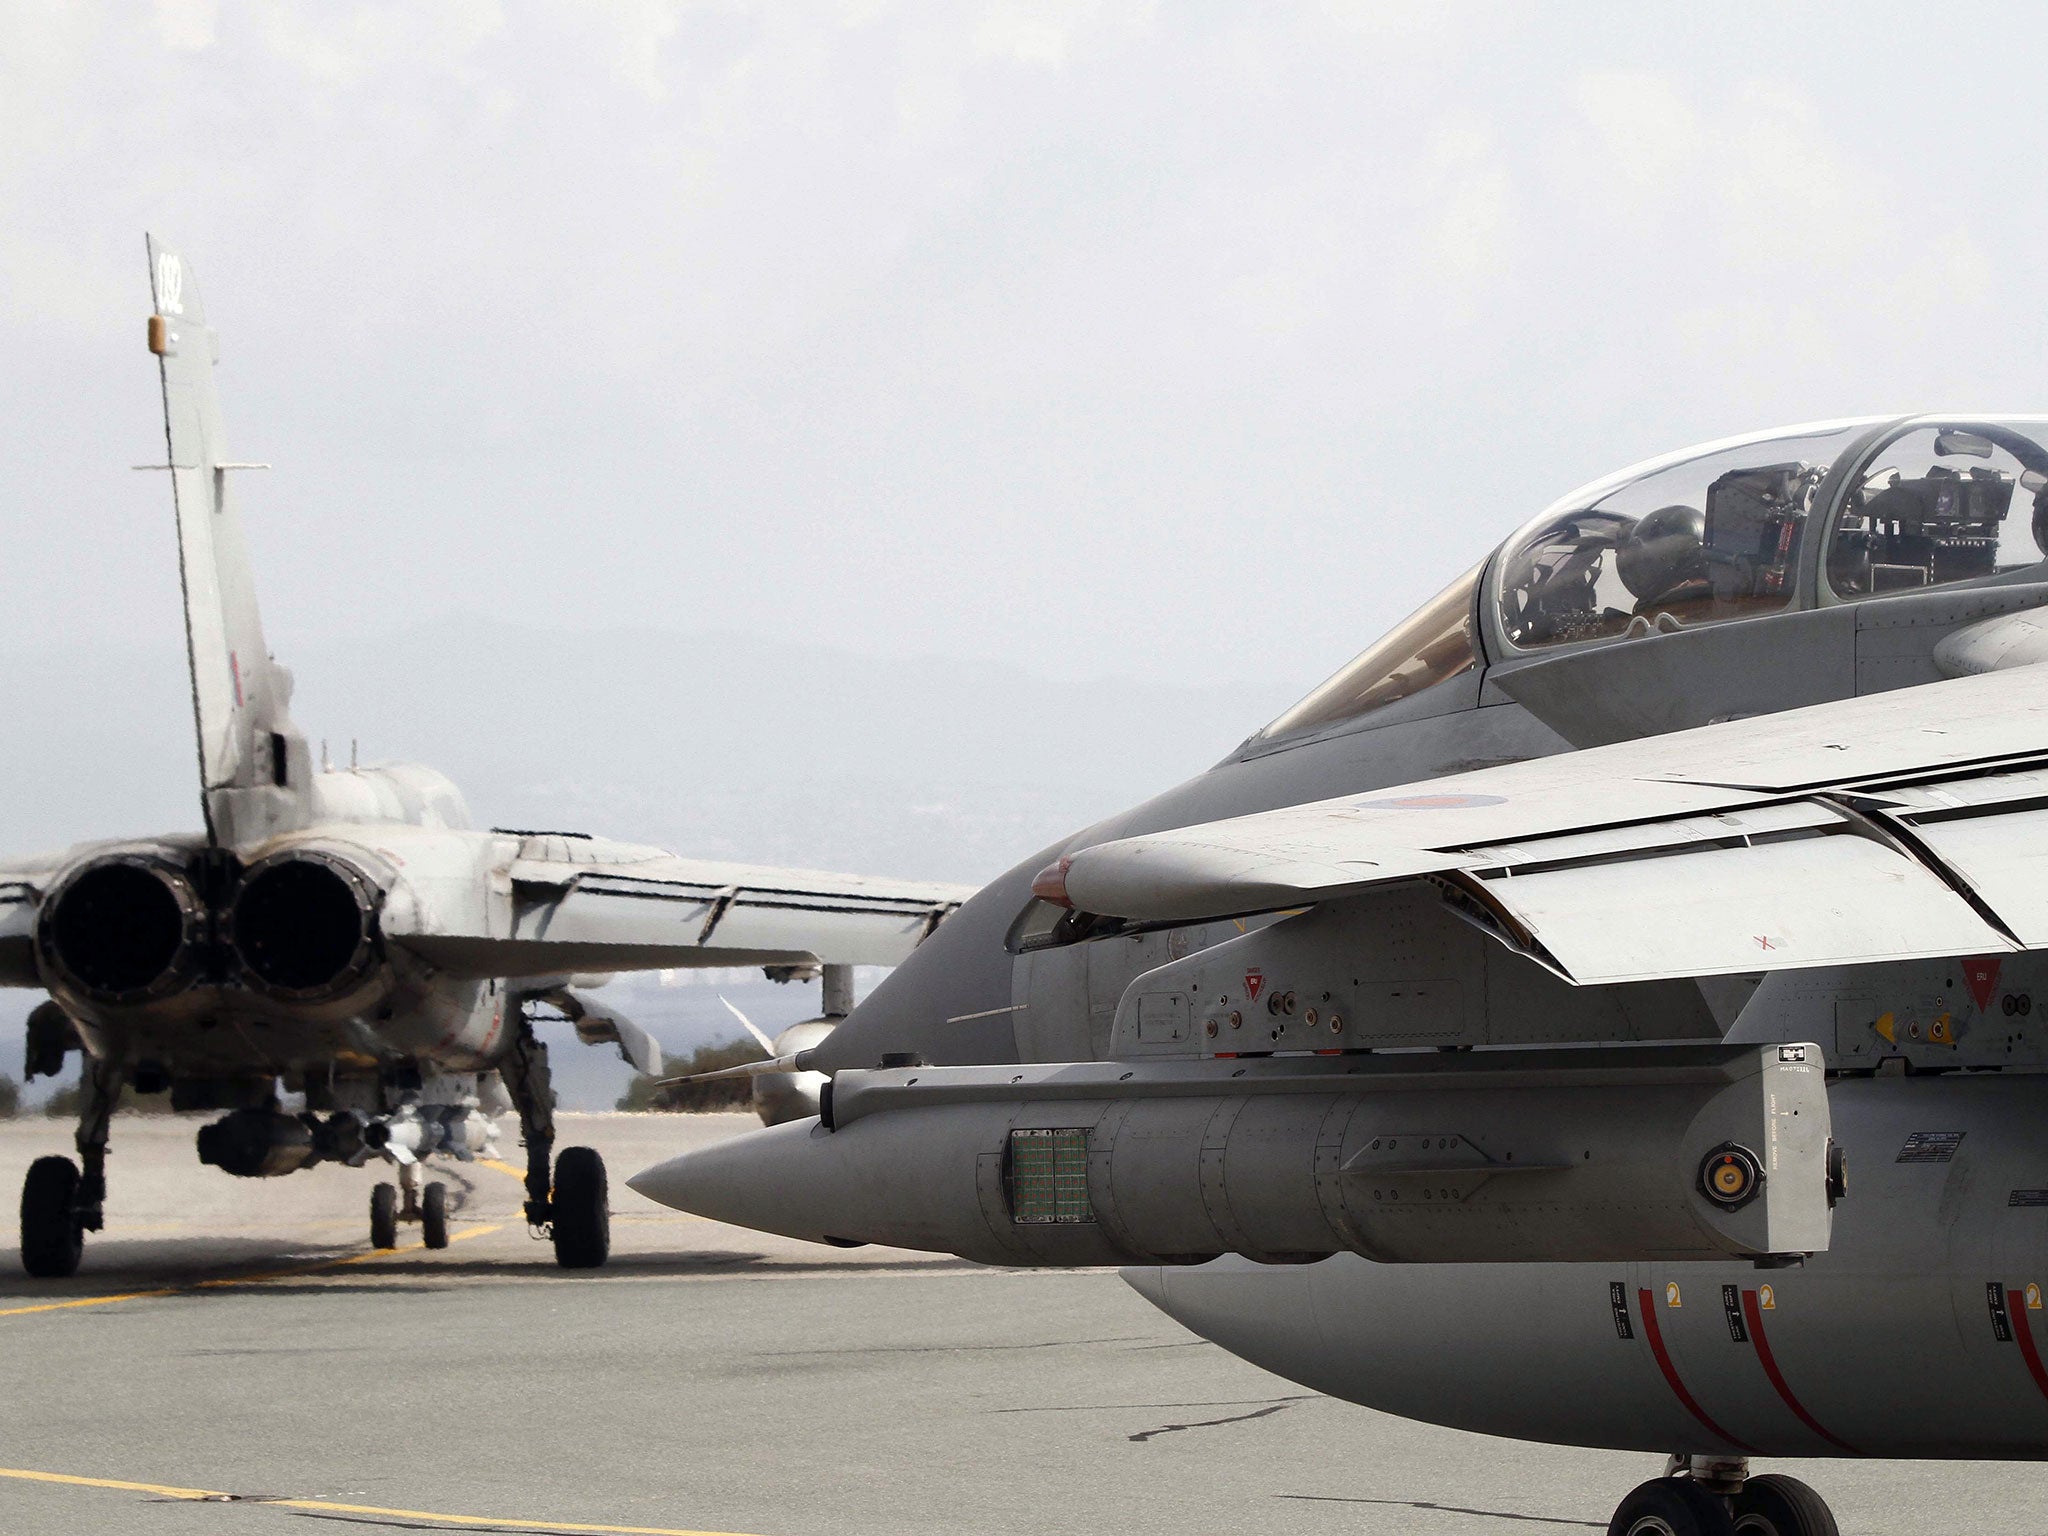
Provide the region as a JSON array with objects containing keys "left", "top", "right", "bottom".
[
  {"left": 636, "top": 414, "right": 2048, "bottom": 1535},
  {"left": 3, "top": 238, "right": 971, "bottom": 1279}
]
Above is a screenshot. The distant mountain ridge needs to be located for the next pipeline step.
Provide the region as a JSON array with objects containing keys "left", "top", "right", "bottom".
[{"left": 0, "top": 615, "right": 1284, "bottom": 882}]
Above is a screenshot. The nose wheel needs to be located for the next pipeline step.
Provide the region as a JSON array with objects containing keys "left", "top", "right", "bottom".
[
  {"left": 1610, "top": 1467, "right": 1837, "bottom": 1536},
  {"left": 1730, "top": 1476, "right": 1838, "bottom": 1536},
  {"left": 368, "top": 1173, "right": 451, "bottom": 1251},
  {"left": 1610, "top": 1477, "right": 1735, "bottom": 1535}
]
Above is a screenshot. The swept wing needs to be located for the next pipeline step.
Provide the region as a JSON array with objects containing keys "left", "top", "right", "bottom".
[
  {"left": 387, "top": 833, "right": 974, "bottom": 979},
  {"left": 1052, "top": 661, "right": 2048, "bottom": 985}
]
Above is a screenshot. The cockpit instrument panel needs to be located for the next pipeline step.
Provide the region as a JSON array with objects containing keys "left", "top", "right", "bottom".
[{"left": 1827, "top": 420, "right": 2048, "bottom": 597}]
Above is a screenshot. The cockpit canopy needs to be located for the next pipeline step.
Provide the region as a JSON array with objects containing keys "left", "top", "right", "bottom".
[
  {"left": 1498, "top": 422, "right": 1867, "bottom": 649},
  {"left": 1258, "top": 414, "right": 2048, "bottom": 745}
]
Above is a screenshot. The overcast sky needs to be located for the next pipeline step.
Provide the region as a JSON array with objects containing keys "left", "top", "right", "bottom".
[{"left": 5, "top": 2, "right": 2047, "bottom": 717}]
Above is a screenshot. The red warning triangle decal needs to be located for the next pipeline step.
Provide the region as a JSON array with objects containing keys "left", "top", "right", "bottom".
[
  {"left": 1965, "top": 956, "right": 2002, "bottom": 1013},
  {"left": 1244, "top": 969, "right": 1264, "bottom": 1002}
]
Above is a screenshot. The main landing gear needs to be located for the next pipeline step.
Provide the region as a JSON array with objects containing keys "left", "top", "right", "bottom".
[
  {"left": 18, "top": 1059, "right": 121, "bottom": 1279},
  {"left": 368, "top": 1162, "right": 451, "bottom": 1252},
  {"left": 500, "top": 1015, "right": 610, "bottom": 1269},
  {"left": 1609, "top": 1458, "right": 1838, "bottom": 1536}
]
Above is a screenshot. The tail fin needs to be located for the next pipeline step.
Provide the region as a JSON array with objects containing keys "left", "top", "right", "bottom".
[{"left": 146, "top": 235, "right": 310, "bottom": 845}]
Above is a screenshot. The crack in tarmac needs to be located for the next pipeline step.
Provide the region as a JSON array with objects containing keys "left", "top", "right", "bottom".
[
  {"left": 1280, "top": 1493, "right": 1603, "bottom": 1528},
  {"left": 1127, "top": 1400, "right": 1304, "bottom": 1442},
  {"left": 757, "top": 1334, "right": 1158, "bottom": 1357},
  {"left": 995, "top": 1395, "right": 1319, "bottom": 1416}
]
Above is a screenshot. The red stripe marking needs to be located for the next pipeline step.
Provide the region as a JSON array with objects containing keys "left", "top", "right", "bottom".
[
  {"left": 1635, "top": 1288, "right": 1756, "bottom": 1452},
  {"left": 1741, "top": 1290, "right": 1860, "bottom": 1454},
  {"left": 2007, "top": 1290, "right": 2048, "bottom": 1406}
]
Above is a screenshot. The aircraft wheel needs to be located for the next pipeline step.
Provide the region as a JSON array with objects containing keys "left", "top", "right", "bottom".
[
  {"left": 369, "top": 1182, "right": 399, "bottom": 1250},
  {"left": 420, "top": 1181, "right": 450, "bottom": 1250},
  {"left": 1609, "top": 1478, "right": 1736, "bottom": 1536},
  {"left": 1731, "top": 1475, "right": 1838, "bottom": 1536},
  {"left": 20, "top": 1156, "right": 84, "bottom": 1279},
  {"left": 550, "top": 1146, "right": 609, "bottom": 1270}
]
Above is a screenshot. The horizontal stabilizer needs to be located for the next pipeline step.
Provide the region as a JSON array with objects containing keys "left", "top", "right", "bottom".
[
  {"left": 527, "top": 986, "right": 663, "bottom": 1076},
  {"left": 0, "top": 886, "right": 36, "bottom": 988}
]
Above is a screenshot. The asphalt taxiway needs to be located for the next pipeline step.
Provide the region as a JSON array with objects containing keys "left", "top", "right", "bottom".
[{"left": 2, "top": 1112, "right": 2045, "bottom": 1535}]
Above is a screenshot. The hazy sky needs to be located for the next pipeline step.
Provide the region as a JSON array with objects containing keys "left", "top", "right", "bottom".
[{"left": 6, "top": 1, "right": 2047, "bottom": 710}]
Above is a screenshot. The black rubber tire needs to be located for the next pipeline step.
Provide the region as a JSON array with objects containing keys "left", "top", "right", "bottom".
[
  {"left": 421, "top": 1181, "right": 449, "bottom": 1250},
  {"left": 369, "top": 1182, "right": 399, "bottom": 1250},
  {"left": 1732, "top": 1475, "right": 1839, "bottom": 1536},
  {"left": 550, "top": 1145, "right": 610, "bottom": 1270},
  {"left": 20, "top": 1156, "right": 83, "bottom": 1279},
  {"left": 1610, "top": 1478, "right": 1737, "bottom": 1536}
]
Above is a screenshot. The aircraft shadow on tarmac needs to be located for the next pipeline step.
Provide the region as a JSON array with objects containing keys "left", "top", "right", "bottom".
[{"left": 0, "top": 1241, "right": 981, "bottom": 1300}]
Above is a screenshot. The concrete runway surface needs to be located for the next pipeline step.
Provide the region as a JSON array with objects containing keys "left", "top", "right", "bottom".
[{"left": 2, "top": 1113, "right": 2044, "bottom": 1536}]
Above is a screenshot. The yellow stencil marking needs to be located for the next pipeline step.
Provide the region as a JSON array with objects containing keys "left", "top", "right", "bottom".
[
  {"left": 0, "top": 1466, "right": 767, "bottom": 1535},
  {"left": 1665, "top": 1281, "right": 1682, "bottom": 1308},
  {"left": 0, "top": 1223, "right": 502, "bottom": 1317}
]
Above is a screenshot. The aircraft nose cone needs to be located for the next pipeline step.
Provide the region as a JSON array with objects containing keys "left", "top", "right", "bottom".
[
  {"left": 1119, "top": 1265, "right": 1169, "bottom": 1308},
  {"left": 627, "top": 1119, "right": 831, "bottom": 1237}
]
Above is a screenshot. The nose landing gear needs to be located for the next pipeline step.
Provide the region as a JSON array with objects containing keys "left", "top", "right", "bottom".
[
  {"left": 367, "top": 1164, "right": 451, "bottom": 1251},
  {"left": 1609, "top": 1460, "right": 1838, "bottom": 1536}
]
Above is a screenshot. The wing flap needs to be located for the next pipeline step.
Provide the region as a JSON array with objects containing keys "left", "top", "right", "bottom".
[{"left": 1469, "top": 831, "right": 2011, "bottom": 984}]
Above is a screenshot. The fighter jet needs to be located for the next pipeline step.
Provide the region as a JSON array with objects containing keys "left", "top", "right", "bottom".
[
  {"left": 2, "top": 238, "right": 971, "bottom": 1279},
  {"left": 635, "top": 414, "right": 2048, "bottom": 1535}
]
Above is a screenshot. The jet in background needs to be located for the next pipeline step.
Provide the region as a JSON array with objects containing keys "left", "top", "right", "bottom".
[
  {"left": 2, "top": 238, "right": 971, "bottom": 1278},
  {"left": 637, "top": 414, "right": 2048, "bottom": 1535}
]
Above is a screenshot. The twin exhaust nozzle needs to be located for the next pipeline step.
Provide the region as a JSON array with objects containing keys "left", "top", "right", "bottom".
[{"left": 37, "top": 846, "right": 385, "bottom": 1008}]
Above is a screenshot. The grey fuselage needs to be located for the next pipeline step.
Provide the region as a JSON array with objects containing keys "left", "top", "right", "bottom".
[{"left": 791, "top": 413, "right": 2048, "bottom": 1460}]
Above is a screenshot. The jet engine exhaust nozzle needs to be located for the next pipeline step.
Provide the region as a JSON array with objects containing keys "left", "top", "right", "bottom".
[
  {"left": 38, "top": 854, "right": 207, "bottom": 1006},
  {"left": 229, "top": 849, "right": 383, "bottom": 1001}
]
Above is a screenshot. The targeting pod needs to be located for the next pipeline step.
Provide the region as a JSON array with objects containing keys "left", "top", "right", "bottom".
[{"left": 631, "top": 1042, "right": 1835, "bottom": 1268}]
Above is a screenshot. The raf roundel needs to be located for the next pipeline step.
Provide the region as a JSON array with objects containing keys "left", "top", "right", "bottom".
[{"left": 1353, "top": 792, "right": 1509, "bottom": 812}]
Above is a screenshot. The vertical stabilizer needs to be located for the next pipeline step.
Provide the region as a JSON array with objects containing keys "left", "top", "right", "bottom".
[{"left": 146, "top": 235, "right": 311, "bottom": 846}]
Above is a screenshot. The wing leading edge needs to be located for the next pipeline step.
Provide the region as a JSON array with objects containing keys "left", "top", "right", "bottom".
[{"left": 1052, "top": 663, "right": 2048, "bottom": 986}]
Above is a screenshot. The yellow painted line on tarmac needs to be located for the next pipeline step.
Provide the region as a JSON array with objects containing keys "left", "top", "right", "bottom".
[
  {"left": 479, "top": 1156, "right": 529, "bottom": 1180},
  {"left": 0, "top": 1467, "right": 228, "bottom": 1500},
  {"left": 0, "top": 1284, "right": 178, "bottom": 1318},
  {"left": 0, "top": 1222, "right": 504, "bottom": 1317},
  {"left": 0, "top": 1465, "right": 769, "bottom": 1535}
]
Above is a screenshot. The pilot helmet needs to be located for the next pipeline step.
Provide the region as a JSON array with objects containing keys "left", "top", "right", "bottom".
[{"left": 1616, "top": 503, "right": 1707, "bottom": 602}]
